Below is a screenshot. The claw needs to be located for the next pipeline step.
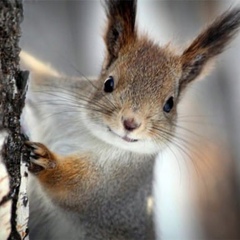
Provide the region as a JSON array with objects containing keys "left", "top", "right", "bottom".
[
  {"left": 30, "top": 153, "right": 39, "bottom": 160},
  {"left": 29, "top": 162, "right": 44, "bottom": 173},
  {"left": 25, "top": 141, "right": 56, "bottom": 173},
  {"left": 25, "top": 141, "right": 37, "bottom": 150}
]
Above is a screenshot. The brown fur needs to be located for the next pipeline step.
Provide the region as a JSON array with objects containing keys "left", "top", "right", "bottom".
[{"left": 27, "top": 142, "right": 97, "bottom": 210}]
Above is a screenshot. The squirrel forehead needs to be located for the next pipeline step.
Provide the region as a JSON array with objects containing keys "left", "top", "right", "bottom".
[{"left": 117, "top": 41, "right": 181, "bottom": 81}]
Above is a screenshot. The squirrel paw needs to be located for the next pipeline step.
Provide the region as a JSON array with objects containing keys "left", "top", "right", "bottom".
[{"left": 25, "top": 141, "right": 56, "bottom": 173}]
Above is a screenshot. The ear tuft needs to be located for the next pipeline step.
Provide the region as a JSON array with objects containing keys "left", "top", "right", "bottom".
[
  {"left": 180, "top": 8, "right": 240, "bottom": 91},
  {"left": 104, "top": 0, "right": 137, "bottom": 69}
]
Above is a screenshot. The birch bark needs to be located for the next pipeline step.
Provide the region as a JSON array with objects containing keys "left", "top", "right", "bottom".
[{"left": 0, "top": 1, "right": 29, "bottom": 239}]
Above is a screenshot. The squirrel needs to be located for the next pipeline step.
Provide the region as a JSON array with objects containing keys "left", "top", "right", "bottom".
[{"left": 22, "top": 1, "right": 240, "bottom": 239}]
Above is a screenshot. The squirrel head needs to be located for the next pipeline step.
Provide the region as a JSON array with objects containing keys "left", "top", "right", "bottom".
[{"left": 84, "top": 0, "right": 240, "bottom": 154}]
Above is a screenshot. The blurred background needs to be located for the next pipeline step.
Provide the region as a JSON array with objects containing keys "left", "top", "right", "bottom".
[{"left": 20, "top": 1, "right": 240, "bottom": 239}]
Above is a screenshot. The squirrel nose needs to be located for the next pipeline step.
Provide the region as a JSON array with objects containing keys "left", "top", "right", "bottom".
[{"left": 123, "top": 118, "right": 141, "bottom": 131}]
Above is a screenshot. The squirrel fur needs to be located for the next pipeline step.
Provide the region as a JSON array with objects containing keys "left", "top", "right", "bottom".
[{"left": 22, "top": 1, "right": 240, "bottom": 239}]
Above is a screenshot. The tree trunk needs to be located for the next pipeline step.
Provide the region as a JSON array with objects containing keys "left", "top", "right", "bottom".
[{"left": 0, "top": 0, "right": 29, "bottom": 239}]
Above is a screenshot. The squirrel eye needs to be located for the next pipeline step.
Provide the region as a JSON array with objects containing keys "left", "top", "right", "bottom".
[
  {"left": 104, "top": 76, "right": 114, "bottom": 93},
  {"left": 163, "top": 96, "right": 174, "bottom": 113}
]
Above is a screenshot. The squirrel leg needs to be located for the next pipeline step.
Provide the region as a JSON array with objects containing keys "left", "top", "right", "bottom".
[
  {"left": 26, "top": 141, "right": 57, "bottom": 173},
  {"left": 26, "top": 141, "right": 97, "bottom": 210}
]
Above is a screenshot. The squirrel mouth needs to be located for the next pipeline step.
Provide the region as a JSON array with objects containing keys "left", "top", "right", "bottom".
[
  {"left": 122, "top": 136, "right": 138, "bottom": 142},
  {"left": 108, "top": 127, "right": 138, "bottom": 143}
]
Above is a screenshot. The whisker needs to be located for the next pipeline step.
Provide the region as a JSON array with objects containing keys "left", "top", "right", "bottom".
[
  {"left": 34, "top": 88, "right": 115, "bottom": 114},
  {"left": 37, "top": 100, "right": 112, "bottom": 114},
  {"left": 67, "top": 64, "right": 117, "bottom": 110},
  {"left": 150, "top": 125, "right": 211, "bottom": 183}
]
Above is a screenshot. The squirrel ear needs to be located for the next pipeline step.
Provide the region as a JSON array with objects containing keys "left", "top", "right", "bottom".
[
  {"left": 179, "top": 8, "right": 240, "bottom": 92},
  {"left": 103, "top": 0, "right": 137, "bottom": 69}
]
